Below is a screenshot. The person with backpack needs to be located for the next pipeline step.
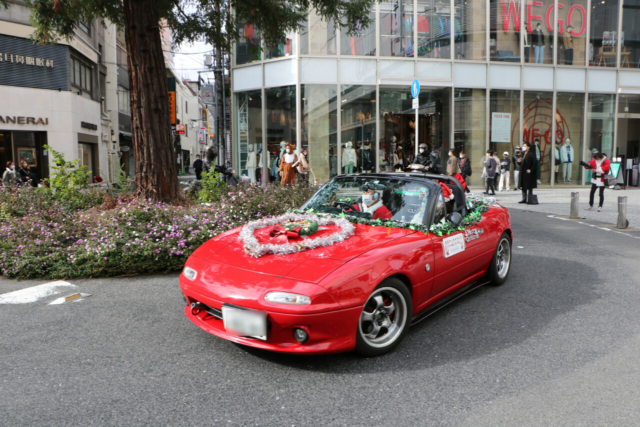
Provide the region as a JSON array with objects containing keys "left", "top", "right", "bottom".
[{"left": 483, "top": 150, "right": 498, "bottom": 195}]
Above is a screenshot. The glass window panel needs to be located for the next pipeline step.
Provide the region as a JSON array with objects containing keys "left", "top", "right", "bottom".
[
  {"left": 523, "top": 91, "right": 553, "bottom": 184},
  {"left": 454, "top": 88, "right": 486, "bottom": 186},
  {"left": 617, "top": 95, "right": 640, "bottom": 162},
  {"left": 300, "top": 10, "right": 336, "bottom": 55},
  {"left": 74, "top": 59, "right": 80, "bottom": 86},
  {"left": 489, "top": 90, "right": 520, "bottom": 184},
  {"left": 590, "top": 0, "right": 620, "bottom": 66},
  {"left": 490, "top": 0, "right": 521, "bottom": 62},
  {"left": 556, "top": 92, "right": 585, "bottom": 184},
  {"left": 236, "top": 22, "right": 261, "bottom": 65},
  {"left": 341, "top": 13, "right": 376, "bottom": 55},
  {"left": 454, "top": 0, "right": 487, "bottom": 60},
  {"left": 301, "top": 85, "right": 338, "bottom": 183},
  {"left": 380, "top": 0, "right": 414, "bottom": 57},
  {"left": 557, "top": 0, "right": 588, "bottom": 66},
  {"left": 266, "top": 31, "right": 296, "bottom": 59},
  {"left": 341, "top": 85, "right": 376, "bottom": 174},
  {"left": 587, "top": 94, "right": 615, "bottom": 159},
  {"left": 417, "top": 0, "right": 451, "bottom": 59},
  {"left": 621, "top": 0, "right": 639, "bottom": 68},
  {"left": 265, "top": 86, "right": 296, "bottom": 183},
  {"left": 524, "top": 0, "right": 554, "bottom": 64},
  {"left": 236, "top": 90, "right": 263, "bottom": 182}
]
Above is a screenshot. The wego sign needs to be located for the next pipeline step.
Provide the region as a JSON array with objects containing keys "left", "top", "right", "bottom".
[{"left": 501, "top": 0, "right": 586, "bottom": 36}]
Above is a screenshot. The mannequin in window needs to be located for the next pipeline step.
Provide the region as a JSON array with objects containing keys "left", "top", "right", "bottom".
[
  {"left": 361, "top": 141, "right": 373, "bottom": 172},
  {"left": 395, "top": 144, "right": 405, "bottom": 171},
  {"left": 560, "top": 138, "right": 575, "bottom": 184},
  {"left": 551, "top": 141, "right": 561, "bottom": 184},
  {"left": 563, "top": 25, "right": 574, "bottom": 65},
  {"left": 389, "top": 142, "right": 400, "bottom": 170},
  {"left": 245, "top": 146, "right": 258, "bottom": 183},
  {"left": 342, "top": 141, "right": 356, "bottom": 174},
  {"left": 277, "top": 141, "right": 287, "bottom": 180},
  {"left": 532, "top": 23, "right": 545, "bottom": 64},
  {"left": 534, "top": 138, "right": 542, "bottom": 184}
]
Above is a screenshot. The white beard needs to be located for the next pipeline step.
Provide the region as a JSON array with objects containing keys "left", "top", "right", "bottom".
[{"left": 363, "top": 199, "right": 383, "bottom": 214}]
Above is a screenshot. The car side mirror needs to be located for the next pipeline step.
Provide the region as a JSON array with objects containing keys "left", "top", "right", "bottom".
[{"left": 447, "top": 212, "right": 463, "bottom": 227}]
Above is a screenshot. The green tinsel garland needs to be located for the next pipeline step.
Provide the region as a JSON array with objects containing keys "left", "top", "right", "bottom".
[{"left": 295, "top": 199, "right": 492, "bottom": 237}]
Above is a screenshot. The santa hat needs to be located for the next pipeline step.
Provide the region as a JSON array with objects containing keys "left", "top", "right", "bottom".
[{"left": 438, "top": 181, "right": 454, "bottom": 202}]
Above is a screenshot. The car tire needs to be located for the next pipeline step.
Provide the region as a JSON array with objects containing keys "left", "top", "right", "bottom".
[
  {"left": 355, "top": 278, "right": 412, "bottom": 357},
  {"left": 488, "top": 232, "right": 512, "bottom": 286}
]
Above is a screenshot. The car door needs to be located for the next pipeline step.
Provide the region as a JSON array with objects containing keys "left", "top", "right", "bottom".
[{"left": 428, "top": 194, "right": 492, "bottom": 301}]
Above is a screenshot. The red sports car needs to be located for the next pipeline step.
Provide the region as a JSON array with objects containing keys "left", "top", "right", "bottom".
[{"left": 180, "top": 173, "right": 512, "bottom": 356}]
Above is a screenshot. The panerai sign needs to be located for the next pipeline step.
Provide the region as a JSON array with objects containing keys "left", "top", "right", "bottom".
[{"left": 0, "top": 116, "right": 49, "bottom": 125}]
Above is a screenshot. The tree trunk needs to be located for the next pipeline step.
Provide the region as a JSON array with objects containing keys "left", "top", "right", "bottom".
[{"left": 123, "top": 0, "right": 181, "bottom": 202}]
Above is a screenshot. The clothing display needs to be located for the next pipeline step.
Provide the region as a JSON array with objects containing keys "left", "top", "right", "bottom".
[
  {"left": 342, "top": 141, "right": 356, "bottom": 174},
  {"left": 245, "top": 150, "right": 258, "bottom": 183},
  {"left": 560, "top": 141, "right": 575, "bottom": 183},
  {"left": 563, "top": 30, "right": 574, "bottom": 65},
  {"left": 361, "top": 146, "right": 374, "bottom": 172},
  {"left": 532, "top": 27, "right": 545, "bottom": 64}
]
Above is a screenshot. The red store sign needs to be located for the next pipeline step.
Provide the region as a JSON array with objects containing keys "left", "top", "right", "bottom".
[{"left": 501, "top": 0, "right": 586, "bottom": 37}]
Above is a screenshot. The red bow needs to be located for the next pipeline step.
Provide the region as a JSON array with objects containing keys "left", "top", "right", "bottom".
[{"left": 269, "top": 225, "right": 302, "bottom": 244}]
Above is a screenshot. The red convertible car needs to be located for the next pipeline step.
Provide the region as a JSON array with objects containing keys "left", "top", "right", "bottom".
[{"left": 180, "top": 173, "right": 512, "bottom": 356}]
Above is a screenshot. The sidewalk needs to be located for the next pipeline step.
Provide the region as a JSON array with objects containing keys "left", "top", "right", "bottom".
[{"left": 469, "top": 185, "right": 640, "bottom": 228}]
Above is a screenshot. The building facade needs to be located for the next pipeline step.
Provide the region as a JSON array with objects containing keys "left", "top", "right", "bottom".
[
  {"left": 231, "top": 0, "right": 640, "bottom": 187},
  {"left": 1, "top": 2, "right": 110, "bottom": 183}
]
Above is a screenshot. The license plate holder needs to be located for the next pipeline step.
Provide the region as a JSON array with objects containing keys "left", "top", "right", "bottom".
[{"left": 221, "top": 304, "right": 267, "bottom": 341}]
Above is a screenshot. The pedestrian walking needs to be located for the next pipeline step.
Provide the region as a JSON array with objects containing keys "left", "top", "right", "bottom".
[
  {"left": 459, "top": 150, "right": 472, "bottom": 193},
  {"left": 518, "top": 141, "right": 538, "bottom": 204},
  {"left": 2, "top": 161, "right": 17, "bottom": 184},
  {"left": 498, "top": 152, "right": 511, "bottom": 191},
  {"left": 17, "top": 160, "right": 36, "bottom": 187},
  {"left": 193, "top": 155, "right": 203, "bottom": 180},
  {"left": 584, "top": 153, "right": 610, "bottom": 212},
  {"left": 296, "top": 147, "right": 311, "bottom": 184},
  {"left": 446, "top": 149, "right": 461, "bottom": 176},
  {"left": 483, "top": 150, "right": 498, "bottom": 195},
  {"left": 513, "top": 147, "right": 522, "bottom": 190}
]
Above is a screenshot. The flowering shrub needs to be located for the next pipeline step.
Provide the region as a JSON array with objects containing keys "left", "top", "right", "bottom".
[{"left": 0, "top": 182, "right": 318, "bottom": 279}]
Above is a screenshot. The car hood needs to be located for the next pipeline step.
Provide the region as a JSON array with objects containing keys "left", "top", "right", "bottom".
[{"left": 191, "top": 224, "right": 416, "bottom": 283}]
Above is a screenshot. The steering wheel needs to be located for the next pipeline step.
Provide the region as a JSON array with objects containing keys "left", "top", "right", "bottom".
[{"left": 333, "top": 201, "right": 354, "bottom": 211}]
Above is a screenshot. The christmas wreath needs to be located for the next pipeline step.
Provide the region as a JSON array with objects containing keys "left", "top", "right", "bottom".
[{"left": 239, "top": 212, "right": 355, "bottom": 258}]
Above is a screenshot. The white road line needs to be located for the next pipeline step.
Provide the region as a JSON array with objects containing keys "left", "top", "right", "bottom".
[
  {"left": 0, "top": 281, "right": 76, "bottom": 304},
  {"left": 547, "top": 215, "right": 640, "bottom": 240}
]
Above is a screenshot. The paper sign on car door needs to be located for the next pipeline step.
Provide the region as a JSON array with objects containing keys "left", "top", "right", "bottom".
[{"left": 442, "top": 234, "right": 466, "bottom": 258}]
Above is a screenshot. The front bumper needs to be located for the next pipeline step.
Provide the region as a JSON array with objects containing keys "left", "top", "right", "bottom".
[{"left": 182, "top": 290, "right": 362, "bottom": 354}]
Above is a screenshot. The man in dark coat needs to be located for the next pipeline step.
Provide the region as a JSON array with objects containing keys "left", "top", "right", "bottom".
[
  {"left": 518, "top": 141, "right": 538, "bottom": 203},
  {"left": 193, "top": 155, "right": 203, "bottom": 180},
  {"left": 415, "top": 143, "right": 430, "bottom": 167}
]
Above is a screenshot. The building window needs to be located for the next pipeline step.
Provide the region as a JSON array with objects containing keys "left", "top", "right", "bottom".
[
  {"left": 71, "top": 57, "right": 92, "bottom": 93},
  {"left": 301, "top": 84, "right": 338, "bottom": 183},
  {"left": 455, "top": 0, "right": 487, "bottom": 60},
  {"left": 454, "top": 88, "right": 486, "bottom": 186},
  {"left": 300, "top": 9, "right": 337, "bottom": 55},
  {"left": 557, "top": 0, "right": 588, "bottom": 66},
  {"left": 490, "top": 0, "right": 521, "bottom": 62},
  {"left": 78, "top": 20, "right": 91, "bottom": 36},
  {"left": 490, "top": 90, "right": 520, "bottom": 161},
  {"left": 590, "top": 0, "right": 620, "bottom": 66},
  {"left": 118, "top": 86, "right": 130, "bottom": 115},
  {"left": 417, "top": 0, "right": 451, "bottom": 59},
  {"left": 341, "top": 12, "right": 376, "bottom": 56},
  {"left": 236, "top": 22, "right": 262, "bottom": 64},
  {"left": 117, "top": 45, "right": 128, "bottom": 71},
  {"left": 235, "top": 90, "right": 263, "bottom": 177},
  {"left": 523, "top": 91, "right": 553, "bottom": 184},
  {"left": 556, "top": 92, "right": 585, "bottom": 184},
  {"left": 185, "top": 100, "right": 188, "bottom": 114},
  {"left": 380, "top": 0, "right": 414, "bottom": 57}
]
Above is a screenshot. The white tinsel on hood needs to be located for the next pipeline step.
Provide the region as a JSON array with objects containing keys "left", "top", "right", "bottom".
[{"left": 239, "top": 212, "right": 355, "bottom": 258}]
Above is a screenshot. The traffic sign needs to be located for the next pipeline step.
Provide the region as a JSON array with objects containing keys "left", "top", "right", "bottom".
[{"left": 411, "top": 79, "right": 420, "bottom": 98}]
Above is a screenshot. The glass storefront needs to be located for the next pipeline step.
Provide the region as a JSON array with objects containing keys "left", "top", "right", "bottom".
[
  {"left": 236, "top": 90, "right": 262, "bottom": 182},
  {"left": 301, "top": 85, "right": 338, "bottom": 183},
  {"left": 341, "top": 85, "right": 376, "bottom": 174},
  {"left": 522, "top": 91, "right": 553, "bottom": 184},
  {"left": 232, "top": 1, "right": 637, "bottom": 187},
  {"left": 0, "top": 131, "right": 48, "bottom": 183},
  {"left": 454, "top": 88, "right": 486, "bottom": 186},
  {"left": 556, "top": 92, "right": 585, "bottom": 184}
]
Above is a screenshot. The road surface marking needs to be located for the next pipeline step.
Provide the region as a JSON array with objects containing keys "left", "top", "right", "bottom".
[{"left": 0, "top": 281, "right": 76, "bottom": 304}]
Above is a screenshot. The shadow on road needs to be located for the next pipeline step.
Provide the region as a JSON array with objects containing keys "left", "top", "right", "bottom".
[{"left": 238, "top": 254, "right": 601, "bottom": 373}]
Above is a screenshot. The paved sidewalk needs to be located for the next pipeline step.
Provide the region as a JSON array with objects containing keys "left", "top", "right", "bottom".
[{"left": 469, "top": 185, "right": 640, "bottom": 228}]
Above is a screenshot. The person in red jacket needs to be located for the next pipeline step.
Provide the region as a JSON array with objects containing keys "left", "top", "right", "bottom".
[
  {"left": 584, "top": 153, "right": 611, "bottom": 212},
  {"left": 350, "top": 184, "right": 393, "bottom": 220}
]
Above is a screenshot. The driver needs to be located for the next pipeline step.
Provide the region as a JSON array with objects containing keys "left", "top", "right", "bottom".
[{"left": 350, "top": 183, "right": 392, "bottom": 220}]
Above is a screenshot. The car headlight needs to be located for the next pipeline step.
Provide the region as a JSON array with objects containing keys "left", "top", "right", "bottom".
[
  {"left": 183, "top": 266, "right": 198, "bottom": 281},
  {"left": 264, "top": 292, "right": 311, "bottom": 305}
]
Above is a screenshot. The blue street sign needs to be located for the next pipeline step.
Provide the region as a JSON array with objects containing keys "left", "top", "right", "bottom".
[{"left": 411, "top": 79, "right": 420, "bottom": 98}]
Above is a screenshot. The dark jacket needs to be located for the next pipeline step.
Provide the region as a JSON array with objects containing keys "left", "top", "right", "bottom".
[
  {"left": 513, "top": 153, "right": 523, "bottom": 171},
  {"left": 484, "top": 157, "right": 498, "bottom": 178},
  {"left": 415, "top": 151, "right": 430, "bottom": 167},
  {"left": 193, "top": 158, "right": 203, "bottom": 171},
  {"left": 459, "top": 157, "right": 472, "bottom": 177},
  {"left": 500, "top": 157, "right": 511, "bottom": 172},
  {"left": 532, "top": 29, "right": 545, "bottom": 46},
  {"left": 429, "top": 152, "right": 441, "bottom": 173},
  {"left": 519, "top": 149, "right": 538, "bottom": 190}
]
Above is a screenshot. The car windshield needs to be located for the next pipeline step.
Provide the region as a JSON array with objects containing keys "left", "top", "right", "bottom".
[{"left": 303, "top": 176, "right": 432, "bottom": 225}]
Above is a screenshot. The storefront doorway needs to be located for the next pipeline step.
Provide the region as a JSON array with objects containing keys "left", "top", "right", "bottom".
[
  {"left": 0, "top": 131, "right": 48, "bottom": 183},
  {"left": 379, "top": 85, "right": 450, "bottom": 171}
]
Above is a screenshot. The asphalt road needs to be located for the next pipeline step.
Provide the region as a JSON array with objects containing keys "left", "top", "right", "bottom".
[{"left": 2, "top": 209, "right": 640, "bottom": 426}]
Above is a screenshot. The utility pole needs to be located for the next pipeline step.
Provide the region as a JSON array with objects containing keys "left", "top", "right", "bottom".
[{"left": 214, "top": 46, "right": 224, "bottom": 167}]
